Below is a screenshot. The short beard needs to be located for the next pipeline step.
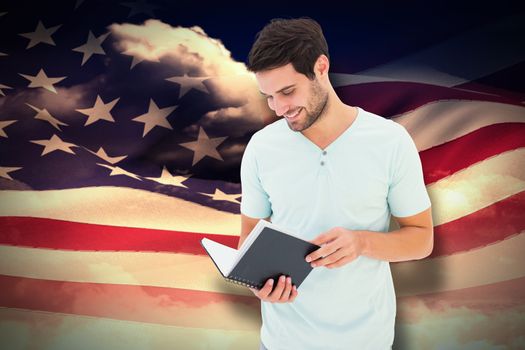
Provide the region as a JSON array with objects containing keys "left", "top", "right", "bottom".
[{"left": 286, "top": 79, "right": 329, "bottom": 132}]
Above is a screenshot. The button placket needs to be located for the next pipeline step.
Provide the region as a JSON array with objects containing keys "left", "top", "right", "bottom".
[{"left": 320, "top": 150, "right": 327, "bottom": 166}]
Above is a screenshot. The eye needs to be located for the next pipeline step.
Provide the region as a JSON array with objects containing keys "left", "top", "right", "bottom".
[{"left": 282, "top": 89, "right": 294, "bottom": 96}]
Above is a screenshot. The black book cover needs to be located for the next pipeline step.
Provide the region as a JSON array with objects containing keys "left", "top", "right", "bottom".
[{"left": 228, "top": 227, "right": 319, "bottom": 290}]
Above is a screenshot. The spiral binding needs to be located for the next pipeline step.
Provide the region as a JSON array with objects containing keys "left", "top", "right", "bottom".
[{"left": 225, "top": 276, "right": 262, "bottom": 290}]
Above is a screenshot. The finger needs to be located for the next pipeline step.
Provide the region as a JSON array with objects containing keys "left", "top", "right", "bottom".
[
  {"left": 278, "top": 277, "right": 293, "bottom": 302},
  {"left": 306, "top": 242, "right": 340, "bottom": 263},
  {"left": 268, "top": 275, "right": 287, "bottom": 301},
  {"left": 257, "top": 278, "right": 274, "bottom": 298},
  {"left": 310, "top": 230, "right": 337, "bottom": 246},
  {"left": 325, "top": 255, "right": 358, "bottom": 269},
  {"left": 311, "top": 249, "right": 346, "bottom": 267},
  {"left": 310, "top": 229, "right": 338, "bottom": 245},
  {"left": 289, "top": 285, "right": 298, "bottom": 302}
]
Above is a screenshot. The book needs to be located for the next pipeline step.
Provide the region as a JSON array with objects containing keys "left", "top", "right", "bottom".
[{"left": 201, "top": 220, "right": 320, "bottom": 290}]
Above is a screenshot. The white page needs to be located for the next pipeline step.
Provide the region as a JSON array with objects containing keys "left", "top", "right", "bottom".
[{"left": 201, "top": 238, "right": 239, "bottom": 276}]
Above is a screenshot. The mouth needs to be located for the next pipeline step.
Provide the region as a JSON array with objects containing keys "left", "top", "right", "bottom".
[{"left": 284, "top": 108, "right": 302, "bottom": 121}]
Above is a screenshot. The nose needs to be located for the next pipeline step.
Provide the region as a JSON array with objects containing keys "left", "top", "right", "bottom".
[{"left": 270, "top": 95, "right": 289, "bottom": 116}]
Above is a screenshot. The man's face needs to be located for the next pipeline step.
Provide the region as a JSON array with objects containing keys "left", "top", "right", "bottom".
[{"left": 256, "top": 63, "right": 328, "bottom": 132}]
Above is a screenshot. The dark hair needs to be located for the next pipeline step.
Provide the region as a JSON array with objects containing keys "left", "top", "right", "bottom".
[{"left": 247, "top": 17, "right": 329, "bottom": 80}]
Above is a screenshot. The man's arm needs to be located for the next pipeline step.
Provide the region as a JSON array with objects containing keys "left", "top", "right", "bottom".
[
  {"left": 238, "top": 214, "right": 270, "bottom": 249},
  {"left": 359, "top": 206, "right": 433, "bottom": 262},
  {"left": 306, "top": 207, "right": 433, "bottom": 268}
]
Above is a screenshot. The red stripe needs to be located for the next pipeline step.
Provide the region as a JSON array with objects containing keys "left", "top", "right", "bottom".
[
  {"left": 431, "top": 190, "right": 525, "bottom": 257},
  {"left": 0, "top": 187, "right": 523, "bottom": 258},
  {"left": 335, "top": 81, "right": 523, "bottom": 117},
  {"left": 0, "top": 216, "right": 239, "bottom": 253},
  {"left": 397, "top": 276, "right": 525, "bottom": 316},
  {"left": 419, "top": 123, "right": 525, "bottom": 185},
  {"left": 0, "top": 274, "right": 259, "bottom": 329},
  {"left": 1, "top": 274, "right": 523, "bottom": 326}
]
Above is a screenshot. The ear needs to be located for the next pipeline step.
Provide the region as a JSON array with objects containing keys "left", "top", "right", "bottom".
[{"left": 315, "top": 55, "right": 330, "bottom": 77}]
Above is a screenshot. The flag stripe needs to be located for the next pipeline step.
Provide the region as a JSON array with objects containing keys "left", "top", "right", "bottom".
[
  {"left": 0, "top": 186, "right": 239, "bottom": 235},
  {"left": 0, "top": 191, "right": 522, "bottom": 258},
  {"left": 1, "top": 274, "right": 523, "bottom": 333},
  {"left": 431, "top": 190, "right": 525, "bottom": 257},
  {"left": 1, "top": 146, "right": 522, "bottom": 234},
  {"left": 419, "top": 123, "right": 525, "bottom": 185},
  {"left": 0, "top": 274, "right": 261, "bottom": 330},
  {"left": 392, "top": 231, "right": 525, "bottom": 297},
  {"left": 398, "top": 276, "right": 525, "bottom": 314},
  {"left": 0, "top": 216, "right": 238, "bottom": 254},
  {"left": 0, "top": 307, "right": 260, "bottom": 350},
  {"left": 393, "top": 100, "right": 525, "bottom": 151},
  {"left": 0, "top": 244, "right": 253, "bottom": 296},
  {"left": 1, "top": 231, "right": 524, "bottom": 297},
  {"left": 338, "top": 84, "right": 524, "bottom": 119},
  {"left": 427, "top": 148, "right": 525, "bottom": 225}
]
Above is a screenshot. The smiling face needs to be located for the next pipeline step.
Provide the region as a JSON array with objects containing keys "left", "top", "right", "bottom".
[{"left": 256, "top": 63, "right": 329, "bottom": 132}]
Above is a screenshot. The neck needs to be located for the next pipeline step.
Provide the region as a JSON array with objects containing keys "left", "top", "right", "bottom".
[{"left": 301, "top": 88, "right": 357, "bottom": 149}]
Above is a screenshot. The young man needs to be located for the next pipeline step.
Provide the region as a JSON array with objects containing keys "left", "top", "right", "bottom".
[{"left": 239, "top": 18, "right": 433, "bottom": 350}]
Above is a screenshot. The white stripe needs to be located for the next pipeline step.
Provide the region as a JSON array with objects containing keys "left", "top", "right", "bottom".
[
  {"left": 2, "top": 146, "right": 523, "bottom": 229},
  {"left": 1, "top": 231, "right": 524, "bottom": 297},
  {"left": 392, "top": 100, "right": 525, "bottom": 151},
  {"left": 395, "top": 296, "right": 524, "bottom": 349},
  {"left": 392, "top": 231, "right": 525, "bottom": 297},
  {"left": 0, "top": 245, "right": 252, "bottom": 296},
  {"left": 0, "top": 186, "right": 239, "bottom": 235},
  {"left": 0, "top": 308, "right": 259, "bottom": 350},
  {"left": 427, "top": 148, "right": 525, "bottom": 225}
]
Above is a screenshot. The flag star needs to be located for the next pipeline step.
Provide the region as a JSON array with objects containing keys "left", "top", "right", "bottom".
[
  {"left": 30, "top": 134, "right": 77, "bottom": 156},
  {"left": 132, "top": 99, "right": 176, "bottom": 137},
  {"left": 0, "top": 120, "right": 17, "bottom": 138},
  {"left": 0, "top": 166, "right": 22, "bottom": 180},
  {"left": 199, "top": 188, "right": 241, "bottom": 204},
  {"left": 145, "top": 166, "right": 192, "bottom": 188},
  {"left": 73, "top": 31, "right": 110, "bottom": 66},
  {"left": 179, "top": 127, "right": 227, "bottom": 166},
  {"left": 0, "top": 84, "right": 12, "bottom": 96},
  {"left": 19, "top": 20, "right": 61, "bottom": 49},
  {"left": 76, "top": 95, "right": 119, "bottom": 126},
  {"left": 19, "top": 69, "right": 66, "bottom": 94},
  {"left": 123, "top": 49, "right": 160, "bottom": 69},
  {"left": 166, "top": 74, "right": 209, "bottom": 99},
  {"left": 120, "top": 0, "right": 159, "bottom": 17},
  {"left": 86, "top": 147, "right": 127, "bottom": 164},
  {"left": 97, "top": 163, "right": 142, "bottom": 181},
  {"left": 26, "top": 103, "right": 68, "bottom": 131}
]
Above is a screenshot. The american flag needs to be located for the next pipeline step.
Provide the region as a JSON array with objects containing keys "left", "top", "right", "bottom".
[{"left": 0, "top": 1, "right": 524, "bottom": 349}]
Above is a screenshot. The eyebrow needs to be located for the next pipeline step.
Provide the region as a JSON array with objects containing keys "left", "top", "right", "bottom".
[{"left": 259, "top": 84, "right": 296, "bottom": 96}]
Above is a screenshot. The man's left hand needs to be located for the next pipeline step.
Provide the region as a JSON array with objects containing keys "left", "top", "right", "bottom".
[{"left": 306, "top": 227, "right": 363, "bottom": 269}]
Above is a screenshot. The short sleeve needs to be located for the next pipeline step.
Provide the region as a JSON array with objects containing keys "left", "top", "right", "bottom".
[
  {"left": 240, "top": 137, "right": 272, "bottom": 218},
  {"left": 387, "top": 124, "right": 431, "bottom": 217}
]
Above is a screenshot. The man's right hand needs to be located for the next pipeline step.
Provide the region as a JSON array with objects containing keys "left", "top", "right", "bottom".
[{"left": 249, "top": 275, "right": 298, "bottom": 303}]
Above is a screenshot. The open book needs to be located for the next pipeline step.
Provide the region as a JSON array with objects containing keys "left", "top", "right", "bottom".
[{"left": 201, "top": 220, "right": 320, "bottom": 290}]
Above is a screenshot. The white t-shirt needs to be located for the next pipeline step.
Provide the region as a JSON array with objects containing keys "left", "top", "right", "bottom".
[{"left": 240, "top": 107, "right": 431, "bottom": 350}]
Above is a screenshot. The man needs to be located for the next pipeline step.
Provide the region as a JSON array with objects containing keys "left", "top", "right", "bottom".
[{"left": 239, "top": 18, "right": 433, "bottom": 350}]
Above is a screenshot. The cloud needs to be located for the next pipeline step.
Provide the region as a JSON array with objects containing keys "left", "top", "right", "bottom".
[
  {"left": 109, "top": 19, "right": 245, "bottom": 76},
  {"left": 109, "top": 19, "right": 275, "bottom": 137}
]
